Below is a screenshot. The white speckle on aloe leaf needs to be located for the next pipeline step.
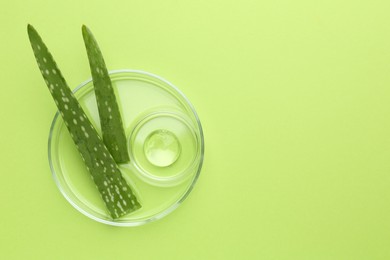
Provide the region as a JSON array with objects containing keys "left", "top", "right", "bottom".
[
  {"left": 72, "top": 110, "right": 76, "bottom": 115},
  {"left": 80, "top": 116, "right": 84, "bottom": 121},
  {"left": 109, "top": 115, "right": 113, "bottom": 119},
  {"left": 60, "top": 111, "right": 64, "bottom": 117},
  {"left": 43, "top": 57, "right": 47, "bottom": 63},
  {"left": 62, "top": 97, "right": 69, "bottom": 102},
  {"left": 103, "top": 152, "right": 107, "bottom": 157},
  {"left": 81, "top": 126, "right": 85, "bottom": 132},
  {"left": 122, "top": 187, "right": 127, "bottom": 191},
  {"left": 103, "top": 167, "right": 107, "bottom": 173},
  {"left": 117, "top": 202, "right": 124, "bottom": 211},
  {"left": 64, "top": 104, "right": 68, "bottom": 110},
  {"left": 37, "top": 45, "right": 41, "bottom": 50},
  {"left": 52, "top": 69, "right": 57, "bottom": 74},
  {"left": 100, "top": 160, "right": 104, "bottom": 164},
  {"left": 93, "top": 147, "right": 97, "bottom": 151},
  {"left": 131, "top": 200, "right": 135, "bottom": 205},
  {"left": 108, "top": 107, "right": 112, "bottom": 112},
  {"left": 104, "top": 101, "right": 108, "bottom": 106},
  {"left": 95, "top": 162, "right": 99, "bottom": 167},
  {"left": 73, "top": 118, "right": 77, "bottom": 125},
  {"left": 84, "top": 132, "right": 89, "bottom": 138},
  {"left": 45, "top": 69, "right": 50, "bottom": 75},
  {"left": 103, "top": 181, "right": 108, "bottom": 186}
]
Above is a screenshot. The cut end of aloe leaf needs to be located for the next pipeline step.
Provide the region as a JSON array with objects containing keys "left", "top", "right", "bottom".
[
  {"left": 82, "top": 25, "right": 130, "bottom": 164},
  {"left": 27, "top": 25, "right": 141, "bottom": 219}
]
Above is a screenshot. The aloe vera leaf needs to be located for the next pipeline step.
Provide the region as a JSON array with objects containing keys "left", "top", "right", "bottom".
[
  {"left": 81, "top": 25, "right": 130, "bottom": 164},
  {"left": 27, "top": 24, "right": 141, "bottom": 219}
]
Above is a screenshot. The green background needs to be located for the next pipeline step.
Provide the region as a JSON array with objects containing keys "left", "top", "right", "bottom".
[{"left": 1, "top": 0, "right": 390, "bottom": 259}]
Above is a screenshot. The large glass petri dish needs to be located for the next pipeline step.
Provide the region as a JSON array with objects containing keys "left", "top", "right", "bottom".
[{"left": 48, "top": 70, "right": 204, "bottom": 226}]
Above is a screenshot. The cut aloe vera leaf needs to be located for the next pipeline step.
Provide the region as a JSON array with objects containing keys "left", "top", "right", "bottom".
[
  {"left": 27, "top": 24, "right": 141, "bottom": 219},
  {"left": 82, "top": 25, "right": 130, "bottom": 164}
]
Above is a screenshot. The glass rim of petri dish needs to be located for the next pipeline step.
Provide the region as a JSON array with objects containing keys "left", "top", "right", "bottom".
[{"left": 48, "top": 69, "right": 204, "bottom": 226}]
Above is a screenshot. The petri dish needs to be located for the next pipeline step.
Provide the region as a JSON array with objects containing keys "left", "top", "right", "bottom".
[{"left": 48, "top": 70, "right": 204, "bottom": 226}]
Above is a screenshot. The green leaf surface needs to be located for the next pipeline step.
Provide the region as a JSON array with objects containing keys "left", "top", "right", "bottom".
[
  {"left": 82, "top": 25, "right": 130, "bottom": 164},
  {"left": 27, "top": 24, "right": 141, "bottom": 219}
]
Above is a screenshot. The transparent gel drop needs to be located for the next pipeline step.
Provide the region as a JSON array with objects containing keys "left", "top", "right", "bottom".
[{"left": 144, "top": 129, "right": 181, "bottom": 167}]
